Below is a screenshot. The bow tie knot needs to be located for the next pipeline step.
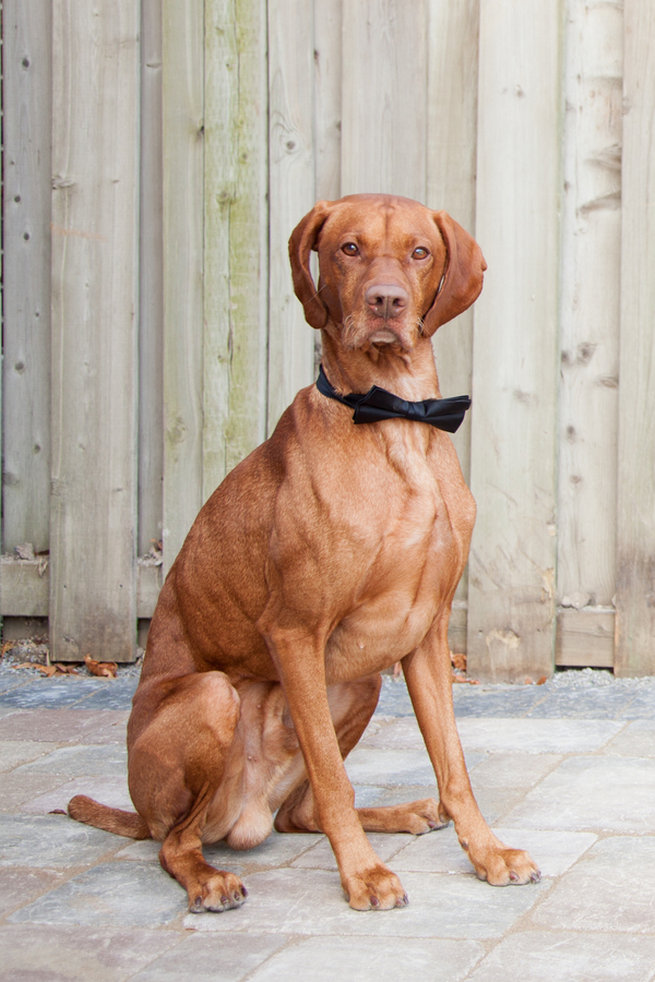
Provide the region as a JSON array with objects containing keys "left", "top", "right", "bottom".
[{"left": 316, "top": 365, "right": 471, "bottom": 433}]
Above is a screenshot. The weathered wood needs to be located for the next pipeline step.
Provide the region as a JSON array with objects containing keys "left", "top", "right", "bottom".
[
  {"left": 161, "top": 0, "right": 204, "bottom": 570},
  {"left": 427, "top": 0, "right": 480, "bottom": 632},
  {"left": 203, "top": 0, "right": 269, "bottom": 492},
  {"left": 557, "top": 0, "right": 622, "bottom": 610},
  {"left": 556, "top": 608, "right": 614, "bottom": 669},
  {"left": 4, "top": 1, "right": 655, "bottom": 676},
  {"left": 341, "top": 0, "right": 427, "bottom": 199},
  {"left": 0, "top": 557, "right": 49, "bottom": 617},
  {"left": 50, "top": 2, "right": 139, "bottom": 661},
  {"left": 267, "top": 0, "right": 317, "bottom": 430},
  {"left": 615, "top": 0, "right": 655, "bottom": 676},
  {"left": 428, "top": 0, "right": 480, "bottom": 481},
  {"left": 467, "top": 0, "right": 561, "bottom": 681},
  {"left": 1, "top": 555, "right": 159, "bottom": 621},
  {"left": 1, "top": 0, "right": 52, "bottom": 553},
  {"left": 138, "top": 0, "right": 164, "bottom": 556},
  {"left": 314, "top": 0, "right": 343, "bottom": 201}
]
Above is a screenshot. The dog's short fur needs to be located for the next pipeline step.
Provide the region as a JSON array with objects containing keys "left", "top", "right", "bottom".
[{"left": 69, "top": 194, "right": 540, "bottom": 912}]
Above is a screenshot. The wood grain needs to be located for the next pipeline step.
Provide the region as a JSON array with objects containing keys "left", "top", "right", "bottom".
[
  {"left": 615, "top": 0, "right": 655, "bottom": 675},
  {"left": 50, "top": 1, "right": 139, "bottom": 661},
  {"left": 467, "top": 0, "right": 561, "bottom": 680}
]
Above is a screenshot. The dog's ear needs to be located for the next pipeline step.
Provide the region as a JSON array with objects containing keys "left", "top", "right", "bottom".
[
  {"left": 422, "top": 212, "right": 487, "bottom": 334},
  {"left": 288, "top": 201, "right": 332, "bottom": 329}
]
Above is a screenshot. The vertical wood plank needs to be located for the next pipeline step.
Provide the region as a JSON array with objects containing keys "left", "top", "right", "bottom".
[
  {"left": 1, "top": 0, "right": 52, "bottom": 553},
  {"left": 557, "top": 0, "right": 621, "bottom": 612},
  {"left": 138, "top": 0, "right": 164, "bottom": 557},
  {"left": 426, "top": 0, "right": 480, "bottom": 650},
  {"left": 203, "top": 0, "right": 269, "bottom": 492},
  {"left": 313, "top": 0, "right": 342, "bottom": 201},
  {"left": 50, "top": 1, "right": 139, "bottom": 661},
  {"left": 161, "top": 0, "right": 204, "bottom": 570},
  {"left": 267, "top": 0, "right": 316, "bottom": 431},
  {"left": 615, "top": 0, "right": 655, "bottom": 676},
  {"left": 427, "top": 0, "right": 479, "bottom": 476},
  {"left": 467, "top": 0, "right": 562, "bottom": 681},
  {"left": 341, "top": 0, "right": 428, "bottom": 199}
]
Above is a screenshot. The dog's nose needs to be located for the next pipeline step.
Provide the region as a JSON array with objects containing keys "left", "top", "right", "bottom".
[{"left": 365, "top": 283, "right": 409, "bottom": 320}]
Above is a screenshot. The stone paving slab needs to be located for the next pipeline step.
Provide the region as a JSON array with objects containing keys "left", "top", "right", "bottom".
[
  {"left": 503, "top": 756, "right": 655, "bottom": 833},
  {"left": 466, "top": 931, "right": 655, "bottom": 982},
  {"left": 1, "top": 667, "right": 655, "bottom": 980},
  {"left": 246, "top": 936, "right": 485, "bottom": 982},
  {"left": 185, "top": 867, "right": 547, "bottom": 939},
  {"left": 530, "top": 836, "right": 655, "bottom": 934},
  {"left": 0, "top": 924, "right": 185, "bottom": 982}
]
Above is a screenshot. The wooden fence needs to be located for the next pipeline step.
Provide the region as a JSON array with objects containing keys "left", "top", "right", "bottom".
[{"left": 2, "top": 0, "right": 655, "bottom": 679}]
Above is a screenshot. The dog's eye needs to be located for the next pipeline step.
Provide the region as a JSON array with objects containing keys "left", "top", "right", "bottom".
[
  {"left": 341, "top": 242, "right": 359, "bottom": 256},
  {"left": 412, "top": 246, "right": 430, "bottom": 260}
]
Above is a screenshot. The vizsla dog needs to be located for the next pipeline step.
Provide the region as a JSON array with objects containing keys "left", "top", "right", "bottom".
[{"left": 69, "top": 193, "right": 540, "bottom": 912}]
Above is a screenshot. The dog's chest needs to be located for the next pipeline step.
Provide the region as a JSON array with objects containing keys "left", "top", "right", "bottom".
[{"left": 324, "top": 430, "right": 472, "bottom": 678}]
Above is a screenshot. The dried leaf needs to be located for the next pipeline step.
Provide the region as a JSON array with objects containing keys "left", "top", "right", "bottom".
[
  {"left": 451, "top": 652, "right": 467, "bottom": 671},
  {"left": 14, "top": 662, "right": 58, "bottom": 677},
  {"left": 1, "top": 641, "right": 17, "bottom": 658},
  {"left": 452, "top": 673, "right": 480, "bottom": 685},
  {"left": 84, "top": 654, "right": 118, "bottom": 678},
  {"left": 52, "top": 663, "right": 80, "bottom": 676},
  {"left": 536, "top": 675, "right": 548, "bottom": 686}
]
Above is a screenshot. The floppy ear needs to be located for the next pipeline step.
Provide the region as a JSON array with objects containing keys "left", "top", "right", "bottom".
[
  {"left": 422, "top": 211, "right": 487, "bottom": 334},
  {"left": 288, "top": 201, "right": 332, "bottom": 329}
]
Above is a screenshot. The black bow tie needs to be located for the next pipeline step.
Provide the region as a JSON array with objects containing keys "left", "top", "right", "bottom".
[{"left": 316, "top": 364, "right": 471, "bottom": 433}]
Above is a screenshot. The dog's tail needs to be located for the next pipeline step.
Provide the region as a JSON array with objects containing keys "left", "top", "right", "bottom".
[{"left": 68, "top": 794, "right": 150, "bottom": 840}]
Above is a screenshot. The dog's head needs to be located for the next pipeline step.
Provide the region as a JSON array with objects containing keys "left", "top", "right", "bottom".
[{"left": 289, "top": 194, "right": 486, "bottom": 350}]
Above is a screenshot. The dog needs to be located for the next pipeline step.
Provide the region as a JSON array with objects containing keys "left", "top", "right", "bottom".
[{"left": 69, "top": 193, "right": 540, "bottom": 912}]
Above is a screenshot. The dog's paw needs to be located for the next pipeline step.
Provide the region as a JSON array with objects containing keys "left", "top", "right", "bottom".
[
  {"left": 357, "top": 796, "right": 449, "bottom": 835},
  {"left": 465, "top": 840, "right": 541, "bottom": 886},
  {"left": 343, "top": 864, "right": 409, "bottom": 911},
  {"left": 187, "top": 871, "right": 248, "bottom": 913},
  {"left": 403, "top": 797, "right": 450, "bottom": 835}
]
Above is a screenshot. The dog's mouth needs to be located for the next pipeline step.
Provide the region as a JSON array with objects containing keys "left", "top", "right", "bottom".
[
  {"left": 341, "top": 314, "right": 417, "bottom": 352},
  {"left": 369, "top": 328, "right": 400, "bottom": 345}
]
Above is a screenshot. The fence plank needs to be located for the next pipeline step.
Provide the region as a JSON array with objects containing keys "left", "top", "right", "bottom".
[
  {"left": 341, "top": 0, "right": 427, "bottom": 198},
  {"left": 615, "top": 0, "right": 655, "bottom": 676},
  {"left": 426, "top": 0, "right": 480, "bottom": 649},
  {"left": 428, "top": 0, "right": 480, "bottom": 462},
  {"left": 267, "top": 0, "right": 317, "bottom": 430},
  {"left": 50, "top": 1, "right": 139, "bottom": 661},
  {"left": 1, "top": 0, "right": 52, "bottom": 554},
  {"left": 313, "top": 0, "right": 342, "bottom": 201},
  {"left": 557, "top": 0, "right": 621, "bottom": 613},
  {"left": 203, "top": 0, "right": 269, "bottom": 493},
  {"left": 138, "top": 0, "right": 164, "bottom": 558},
  {"left": 161, "top": 0, "right": 204, "bottom": 570},
  {"left": 467, "top": 0, "right": 561, "bottom": 681}
]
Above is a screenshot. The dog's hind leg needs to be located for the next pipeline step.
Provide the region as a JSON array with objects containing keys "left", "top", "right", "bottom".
[
  {"left": 274, "top": 674, "right": 444, "bottom": 836},
  {"left": 127, "top": 670, "right": 249, "bottom": 912}
]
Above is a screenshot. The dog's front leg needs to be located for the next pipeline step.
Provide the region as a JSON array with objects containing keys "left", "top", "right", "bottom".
[
  {"left": 263, "top": 626, "right": 409, "bottom": 910},
  {"left": 402, "top": 616, "right": 541, "bottom": 886}
]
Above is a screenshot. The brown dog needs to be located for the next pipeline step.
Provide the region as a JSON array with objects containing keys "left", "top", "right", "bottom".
[{"left": 69, "top": 193, "right": 540, "bottom": 912}]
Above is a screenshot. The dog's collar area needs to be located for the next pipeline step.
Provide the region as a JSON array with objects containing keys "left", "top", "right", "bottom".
[{"left": 316, "top": 364, "right": 471, "bottom": 432}]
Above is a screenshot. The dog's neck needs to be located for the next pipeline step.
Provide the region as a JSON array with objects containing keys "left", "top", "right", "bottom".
[{"left": 319, "top": 332, "right": 441, "bottom": 403}]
